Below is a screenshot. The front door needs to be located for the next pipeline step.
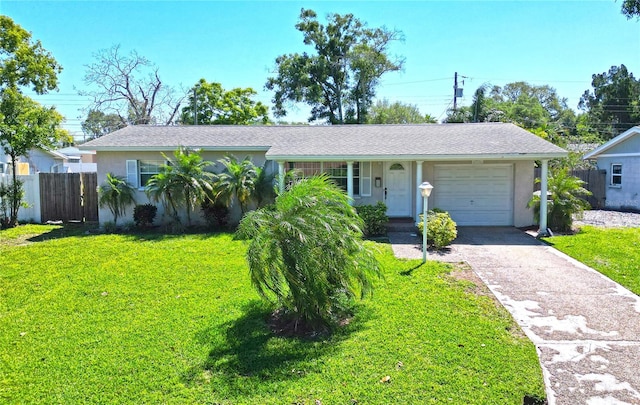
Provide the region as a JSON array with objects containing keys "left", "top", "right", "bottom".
[{"left": 385, "top": 162, "right": 412, "bottom": 217}]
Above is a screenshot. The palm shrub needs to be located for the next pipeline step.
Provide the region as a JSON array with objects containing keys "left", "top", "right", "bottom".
[
  {"left": 528, "top": 167, "right": 591, "bottom": 232},
  {"left": 98, "top": 173, "right": 136, "bottom": 227},
  {"left": 417, "top": 209, "right": 458, "bottom": 250},
  {"left": 253, "top": 161, "right": 277, "bottom": 208},
  {"left": 146, "top": 147, "right": 215, "bottom": 226},
  {"left": 236, "top": 174, "right": 382, "bottom": 333},
  {"left": 214, "top": 154, "right": 259, "bottom": 214}
]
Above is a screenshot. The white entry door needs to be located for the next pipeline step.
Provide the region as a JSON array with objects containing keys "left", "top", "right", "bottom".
[{"left": 385, "top": 162, "right": 412, "bottom": 217}]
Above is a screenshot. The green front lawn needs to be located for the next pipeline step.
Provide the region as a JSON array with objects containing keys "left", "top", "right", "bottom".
[
  {"left": 544, "top": 225, "right": 640, "bottom": 295},
  {"left": 0, "top": 225, "right": 545, "bottom": 404}
]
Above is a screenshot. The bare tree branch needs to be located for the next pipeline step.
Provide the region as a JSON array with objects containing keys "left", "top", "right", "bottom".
[{"left": 79, "top": 44, "right": 182, "bottom": 125}]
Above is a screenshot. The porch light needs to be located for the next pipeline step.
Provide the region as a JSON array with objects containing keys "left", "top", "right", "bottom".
[{"left": 419, "top": 182, "right": 434, "bottom": 262}]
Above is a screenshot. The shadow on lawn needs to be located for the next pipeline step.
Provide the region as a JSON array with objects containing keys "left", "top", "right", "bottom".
[
  {"left": 26, "top": 222, "right": 99, "bottom": 243},
  {"left": 24, "top": 223, "right": 233, "bottom": 244},
  {"left": 183, "top": 300, "right": 372, "bottom": 396}
]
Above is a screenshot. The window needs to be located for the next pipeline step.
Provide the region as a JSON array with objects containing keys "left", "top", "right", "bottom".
[
  {"left": 0, "top": 162, "right": 5, "bottom": 174},
  {"left": 126, "top": 160, "right": 166, "bottom": 188},
  {"left": 611, "top": 163, "right": 622, "bottom": 186},
  {"left": 287, "top": 161, "right": 371, "bottom": 197}
]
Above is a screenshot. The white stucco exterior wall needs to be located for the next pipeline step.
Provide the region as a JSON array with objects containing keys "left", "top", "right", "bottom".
[{"left": 95, "top": 150, "right": 271, "bottom": 226}]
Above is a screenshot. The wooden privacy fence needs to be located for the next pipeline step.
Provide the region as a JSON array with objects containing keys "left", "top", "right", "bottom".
[
  {"left": 39, "top": 173, "right": 98, "bottom": 223},
  {"left": 534, "top": 168, "right": 606, "bottom": 209}
]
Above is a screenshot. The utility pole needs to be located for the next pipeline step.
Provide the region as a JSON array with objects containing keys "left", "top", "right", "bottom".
[
  {"left": 453, "top": 72, "right": 466, "bottom": 111},
  {"left": 453, "top": 72, "right": 458, "bottom": 111}
]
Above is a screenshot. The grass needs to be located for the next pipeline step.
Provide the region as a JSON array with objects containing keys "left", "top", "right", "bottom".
[
  {"left": 1, "top": 225, "right": 545, "bottom": 404},
  {"left": 544, "top": 225, "right": 640, "bottom": 295}
]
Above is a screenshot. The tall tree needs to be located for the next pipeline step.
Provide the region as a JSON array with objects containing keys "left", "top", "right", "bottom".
[
  {"left": 80, "top": 45, "right": 183, "bottom": 126},
  {"left": 366, "top": 99, "right": 436, "bottom": 124},
  {"left": 0, "top": 16, "right": 61, "bottom": 93},
  {"left": 0, "top": 88, "right": 63, "bottom": 226},
  {"left": 180, "top": 79, "right": 268, "bottom": 125},
  {"left": 622, "top": 0, "right": 640, "bottom": 18},
  {"left": 266, "top": 9, "right": 404, "bottom": 124},
  {"left": 445, "top": 81, "right": 577, "bottom": 144},
  {"left": 0, "top": 16, "right": 64, "bottom": 228},
  {"left": 579, "top": 64, "right": 640, "bottom": 139},
  {"left": 81, "top": 109, "right": 126, "bottom": 140}
]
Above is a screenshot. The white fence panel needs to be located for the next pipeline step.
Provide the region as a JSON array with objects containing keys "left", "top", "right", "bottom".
[{"left": 0, "top": 173, "right": 41, "bottom": 223}]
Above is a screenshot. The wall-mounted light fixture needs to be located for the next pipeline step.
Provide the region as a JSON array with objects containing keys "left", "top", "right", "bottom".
[{"left": 375, "top": 177, "right": 382, "bottom": 188}]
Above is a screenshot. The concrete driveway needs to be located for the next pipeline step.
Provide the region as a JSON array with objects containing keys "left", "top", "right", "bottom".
[{"left": 389, "top": 227, "right": 640, "bottom": 405}]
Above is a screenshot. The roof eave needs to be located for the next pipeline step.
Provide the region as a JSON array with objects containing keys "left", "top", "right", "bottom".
[
  {"left": 82, "top": 146, "right": 272, "bottom": 152},
  {"left": 583, "top": 126, "right": 640, "bottom": 160},
  {"left": 264, "top": 152, "right": 568, "bottom": 161}
]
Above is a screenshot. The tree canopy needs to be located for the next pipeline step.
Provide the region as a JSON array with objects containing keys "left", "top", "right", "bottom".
[
  {"left": 366, "top": 99, "right": 437, "bottom": 124},
  {"left": 266, "top": 8, "right": 404, "bottom": 124},
  {"left": 0, "top": 17, "right": 65, "bottom": 227},
  {"left": 80, "top": 45, "right": 182, "bottom": 126},
  {"left": 578, "top": 64, "right": 640, "bottom": 139},
  {"left": 622, "top": 0, "right": 640, "bottom": 18},
  {"left": 445, "top": 81, "right": 576, "bottom": 144},
  {"left": 0, "top": 16, "right": 62, "bottom": 93},
  {"left": 81, "top": 109, "right": 126, "bottom": 140},
  {"left": 180, "top": 79, "right": 268, "bottom": 125}
]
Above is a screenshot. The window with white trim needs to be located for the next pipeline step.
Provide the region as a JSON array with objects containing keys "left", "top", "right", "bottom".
[
  {"left": 287, "top": 161, "right": 371, "bottom": 197},
  {"left": 126, "top": 160, "right": 167, "bottom": 188},
  {"left": 611, "top": 163, "right": 622, "bottom": 186}
]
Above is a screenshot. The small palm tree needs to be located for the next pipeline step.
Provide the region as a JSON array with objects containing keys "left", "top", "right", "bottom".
[
  {"left": 98, "top": 173, "right": 136, "bottom": 226},
  {"left": 214, "top": 154, "right": 258, "bottom": 213},
  {"left": 145, "top": 147, "right": 214, "bottom": 225},
  {"left": 236, "top": 174, "right": 381, "bottom": 332},
  {"left": 253, "top": 161, "right": 277, "bottom": 208},
  {"left": 529, "top": 167, "right": 592, "bottom": 233}
]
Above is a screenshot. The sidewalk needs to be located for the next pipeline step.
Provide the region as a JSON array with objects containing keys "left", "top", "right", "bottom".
[{"left": 389, "top": 227, "right": 640, "bottom": 405}]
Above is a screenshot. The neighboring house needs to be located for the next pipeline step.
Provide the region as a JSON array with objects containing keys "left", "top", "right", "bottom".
[
  {"left": 0, "top": 152, "right": 9, "bottom": 175},
  {"left": 584, "top": 126, "right": 640, "bottom": 211},
  {"left": 79, "top": 123, "right": 566, "bottom": 228},
  {"left": 11, "top": 147, "right": 97, "bottom": 174}
]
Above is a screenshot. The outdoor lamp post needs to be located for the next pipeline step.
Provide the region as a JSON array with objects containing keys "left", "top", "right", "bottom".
[{"left": 419, "top": 182, "right": 434, "bottom": 263}]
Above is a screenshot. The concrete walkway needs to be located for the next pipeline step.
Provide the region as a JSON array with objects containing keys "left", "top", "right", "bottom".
[{"left": 389, "top": 227, "right": 640, "bottom": 405}]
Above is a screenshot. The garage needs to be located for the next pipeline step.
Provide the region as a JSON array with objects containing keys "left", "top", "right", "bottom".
[{"left": 433, "top": 164, "right": 514, "bottom": 226}]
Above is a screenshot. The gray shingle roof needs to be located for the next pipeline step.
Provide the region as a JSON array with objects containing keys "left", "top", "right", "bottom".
[{"left": 80, "top": 123, "right": 567, "bottom": 160}]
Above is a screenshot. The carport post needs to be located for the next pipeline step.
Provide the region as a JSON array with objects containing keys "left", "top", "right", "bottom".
[
  {"left": 277, "top": 161, "right": 285, "bottom": 193},
  {"left": 539, "top": 159, "right": 549, "bottom": 236},
  {"left": 346, "top": 161, "right": 354, "bottom": 204}
]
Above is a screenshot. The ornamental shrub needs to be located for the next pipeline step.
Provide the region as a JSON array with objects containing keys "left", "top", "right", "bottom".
[
  {"left": 417, "top": 209, "right": 458, "bottom": 250},
  {"left": 133, "top": 204, "right": 157, "bottom": 228},
  {"left": 355, "top": 201, "right": 388, "bottom": 236},
  {"left": 201, "top": 199, "right": 229, "bottom": 230}
]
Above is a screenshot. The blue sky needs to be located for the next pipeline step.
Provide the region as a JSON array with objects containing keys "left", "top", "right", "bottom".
[{"left": 2, "top": 1, "right": 639, "bottom": 139}]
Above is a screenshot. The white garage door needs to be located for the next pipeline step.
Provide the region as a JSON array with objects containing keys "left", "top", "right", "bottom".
[{"left": 433, "top": 164, "right": 514, "bottom": 226}]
